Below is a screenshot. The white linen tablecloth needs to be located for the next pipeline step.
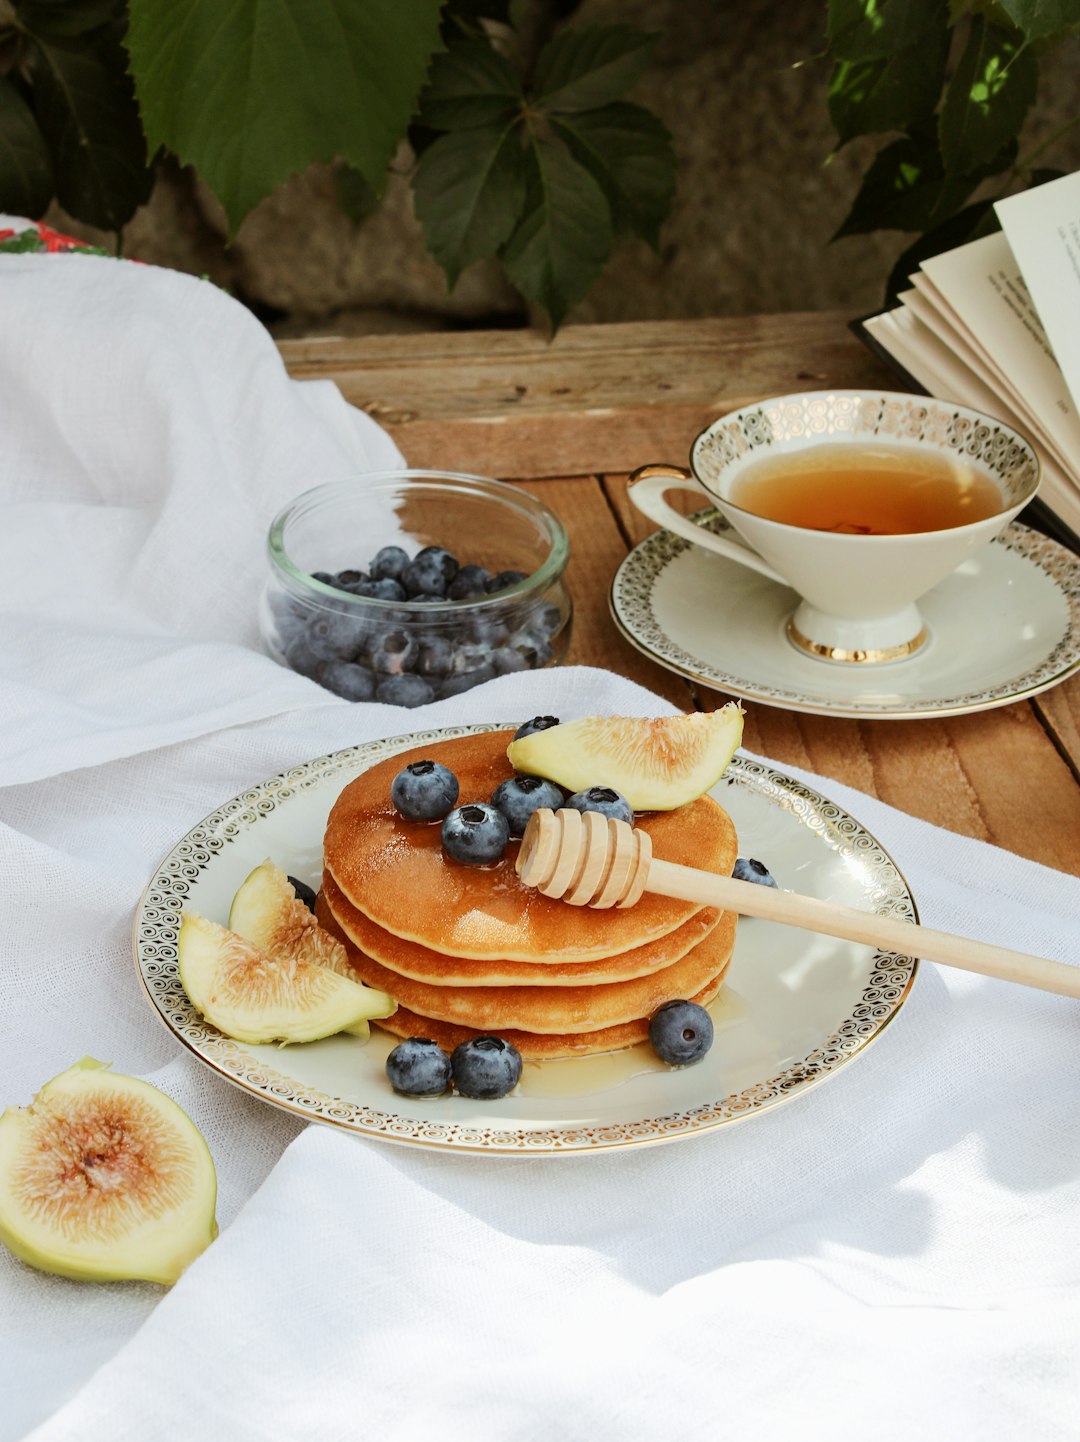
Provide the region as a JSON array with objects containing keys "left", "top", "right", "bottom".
[{"left": 3, "top": 244, "right": 1080, "bottom": 1442}]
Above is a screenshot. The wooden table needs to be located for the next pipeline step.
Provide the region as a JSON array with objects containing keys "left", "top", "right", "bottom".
[{"left": 279, "top": 314, "right": 1080, "bottom": 876}]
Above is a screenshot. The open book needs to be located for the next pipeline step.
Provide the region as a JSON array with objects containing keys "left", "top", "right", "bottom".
[{"left": 858, "top": 171, "right": 1080, "bottom": 550}]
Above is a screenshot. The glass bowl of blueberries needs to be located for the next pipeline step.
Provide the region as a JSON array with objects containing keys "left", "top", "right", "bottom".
[{"left": 260, "top": 471, "right": 572, "bottom": 706}]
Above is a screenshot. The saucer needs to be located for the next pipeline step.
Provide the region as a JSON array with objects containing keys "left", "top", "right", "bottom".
[{"left": 610, "top": 516, "right": 1080, "bottom": 719}]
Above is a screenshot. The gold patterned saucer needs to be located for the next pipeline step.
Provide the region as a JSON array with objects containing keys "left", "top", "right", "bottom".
[
  {"left": 133, "top": 725, "right": 918, "bottom": 1156},
  {"left": 611, "top": 518, "right": 1080, "bottom": 720}
]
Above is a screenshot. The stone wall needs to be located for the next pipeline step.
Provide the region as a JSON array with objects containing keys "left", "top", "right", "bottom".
[{"left": 53, "top": 0, "right": 1080, "bottom": 336}]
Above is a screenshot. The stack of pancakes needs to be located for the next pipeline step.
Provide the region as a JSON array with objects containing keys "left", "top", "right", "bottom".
[{"left": 317, "top": 730, "right": 739, "bottom": 1058}]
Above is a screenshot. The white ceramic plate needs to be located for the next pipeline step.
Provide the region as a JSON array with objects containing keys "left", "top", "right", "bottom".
[
  {"left": 134, "top": 724, "right": 919, "bottom": 1155},
  {"left": 610, "top": 518, "right": 1080, "bottom": 718}
]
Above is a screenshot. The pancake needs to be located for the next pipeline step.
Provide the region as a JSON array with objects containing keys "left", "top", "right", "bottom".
[
  {"left": 318, "top": 868, "right": 723, "bottom": 986},
  {"left": 319, "top": 894, "right": 736, "bottom": 1034},
  {"left": 374, "top": 976, "right": 728, "bottom": 1059},
  {"left": 324, "top": 729, "right": 739, "bottom": 962}
]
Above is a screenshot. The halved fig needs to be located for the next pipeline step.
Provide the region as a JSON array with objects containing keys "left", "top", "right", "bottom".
[
  {"left": 0, "top": 1058, "right": 217, "bottom": 1284},
  {"left": 228, "top": 859, "right": 372, "bottom": 1038},
  {"left": 506, "top": 707, "right": 744, "bottom": 810},
  {"left": 178, "top": 913, "right": 396, "bottom": 1045}
]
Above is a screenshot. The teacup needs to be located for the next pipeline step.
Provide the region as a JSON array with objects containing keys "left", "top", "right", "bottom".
[{"left": 628, "top": 391, "right": 1039, "bottom": 663}]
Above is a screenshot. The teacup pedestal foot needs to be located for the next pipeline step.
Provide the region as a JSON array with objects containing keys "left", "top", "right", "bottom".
[{"left": 786, "top": 602, "right": 928, "bottom": 665}]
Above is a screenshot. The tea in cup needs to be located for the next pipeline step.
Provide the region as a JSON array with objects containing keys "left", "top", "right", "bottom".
[{"left": 628, "top": 391, "right": 1040, "bottom": 663}]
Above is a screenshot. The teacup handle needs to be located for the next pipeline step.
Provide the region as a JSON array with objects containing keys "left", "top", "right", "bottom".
[{"left": 627, "top": 465, "right": 786, "bottom": 584}]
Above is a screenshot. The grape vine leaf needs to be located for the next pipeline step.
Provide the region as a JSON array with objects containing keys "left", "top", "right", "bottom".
[
  {"left": 413, "top": 121, "right": 527, "bottom": 288},
  {"left": 996, "top": 0, "right": 1080, "bottom": 41},
  {"left": 0, "top": 73, "right": 53, "bottom": 216},
  {"left": 416, "top": 39, "right": 522, "bottom": 131},
  {"left": 828, "top": 18, "right": 949, "bottom": 143},
  {"left": 939, "top": 18, "right": 1037, "bottom": 173},
  {"left": 25, "top": 23, "right": 152, "bottom": 228},
  {"left": 834, "top": 130, "right": 1016, "bottom": 237},
  {"left": 826, "top": 0, "right": 944, "bottom": 61},
  {"left": 551, "top": 101, "right": 675, "bottom": 249},
  {"left": 12, "top": 0, "right": 124, "bottom": 40},
  {"left": 500, "top": 135, "right": 612, "bottom": 330},
  {"left": 126, "top": 0, "right": 444, "bottom": 234},
  {"left": 532, "top": 26, "right": 657, "bottom": 113}
]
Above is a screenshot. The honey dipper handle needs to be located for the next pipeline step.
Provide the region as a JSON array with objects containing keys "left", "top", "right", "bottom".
[{"left": 647, "top": 858, "right": 1080, "bottom": 999}]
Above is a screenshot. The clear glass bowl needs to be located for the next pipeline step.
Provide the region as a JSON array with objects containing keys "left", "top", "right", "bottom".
[{"left": 260, "top": 471, "right": 572, "bottom": 706}]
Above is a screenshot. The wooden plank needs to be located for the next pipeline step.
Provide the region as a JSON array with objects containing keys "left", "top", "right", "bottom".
[
  {"left": 278, "top": 314, "right": 897, "bottom": 479},
  {"left": 1034, "top": 674, "right": 1080, "bottom": 783}
]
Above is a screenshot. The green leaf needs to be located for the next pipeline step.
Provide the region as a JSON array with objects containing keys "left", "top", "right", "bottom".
[
  {"left": 939, "top": 18, "right": 1036, "bottom": 173},
  {"left": 833, "top": 131, "right": 1015, "bottom": 236},
  {"left": 996, "top": 0, "right": 1080, "bottom": 41},
  {"left": 828, "top": 18, "right": 948, "bottom": 141},
  {"left": 126, "top": 0, "right": 444, "bottom": 235},
  {"left": 334, "top": 162, "right": 379, "bottom": 227},
  {"left": 416, "top": 38, "right": 522, "bottom": 132},
  {"left": 0, "top": 73, "right": 53, "bottom": 215},
  {"left": 826, "top": 0, "right": 943, "bottom": 60},
  {"left": 13, "top": 0, "right": 124, "bottom": 40},
  {"left": 413, "top": 120, "right": 527, "bottom": 288},
  {"left": 533, "top": 25, "right": 657, "bottom": 114},
  {"left": 25, "top": 26, "right": 152, "bottom": 228},
  {"left": 551, "top": 100, "right": 674, "bottom": 249},
  {"left": 884, "top": 197, "right": 1000, "bottom": 303},
  {"left": 500, "top": 134, "right": 612, "bottom": 330}
]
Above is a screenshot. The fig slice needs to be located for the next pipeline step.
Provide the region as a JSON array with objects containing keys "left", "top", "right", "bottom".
[
  {"left": 228, "top": 859, "right": 373, "bottom": 1038},
  {"left": 0, "top": 1058, "right": 218, "bottom": 1284},
  {"left": 505, "top": 707, "right": 744, "bottom": 811},
  {"left": 178, "top": 912, "right": 396, "bottom": 1045}
]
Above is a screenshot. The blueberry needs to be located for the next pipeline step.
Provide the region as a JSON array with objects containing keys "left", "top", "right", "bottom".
[
  {"left": 282, "top": 632, "right": 321, "bottom": 678},
  {"left": 442, "top": 803, "right": 509, "bottom": 865},
  {"left": 369, "top": 545, "right": 410, "bottom": 582},
  {"left": 491, "top": 774, "right": 566, "bottom": 837},
  {"left": 491, "top": 646, "right": 530, "bottom": 675},
  {"left": 505, "top": 627, "right": 553, "bottom": 669},
  {"left": 333, "top": 568, "right": 367, "bottom": 590},
  {"left": 450, "top": 640, "right": 495, "bottom": 675},
  {"left": 310, "top": 571, "right": 334, "bottom": 585},
  {"left": 354, "top": 576, "right": 407, "bottom": 602},
  {"left": 391, "top": 760, "right": 460, "bottom": 821},
  {"left": 486, "top": 569, "right": 527, "bottom": 593},
  {"left": 366, "top": 627, "right": 418, "bottom": 675},
  {"left": 305, "top": 612, "right": 366, "bottom": 662},
  {"left": 386, "top": 1038, "right": 452, "bottom": 1097},
  {"left": 450, "top": 1035, "right": 523, "bottom": 1099},
  {"left": 467, "top": 615, "right": 510, "bottom": 648},
  {"left": 447, "top": 564, "right": 492, "bottom": 601},
  {"left": 403, "top": 546, "right": 459, "bottom": 598},
  {"left": 438, "top": 666, "right": 496, "bottom": 697},
  {"left": 415, "top": 634, "right": 455, "bottom": 678},
  {"left": 531, "top": 601, "right": 564, "bottom": 638},
  {"left": 376, "top": 674, "right": 435, "bottom": 707},
  {"left": 287, "top": 875, "right": 317, "bottom": 913},
  {"left": 732, "top": 857, "right": 778, "bottom": 888},
  {"left": 563, "top": 786, "right": 634, "bottom": 826},
  {"left": 318, "top": 659, "right": 376, "bottom": 701},
  {"left": 648, "top": 1000, "right": 714, "bottom": 1066},
  {"left": 514, "top": 715, "right": 560, "bottom": 739}
]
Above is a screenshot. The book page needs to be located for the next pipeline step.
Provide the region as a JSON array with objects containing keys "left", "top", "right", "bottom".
[
  {"left": 996, "top": 172, "right": 1080, "bottom": 415},
  {"left": 899, "top": 288, "right": 1073, "bottom": 476},
  {"left": 920, "top": 231, "right": 1080, "bottom": 470}
]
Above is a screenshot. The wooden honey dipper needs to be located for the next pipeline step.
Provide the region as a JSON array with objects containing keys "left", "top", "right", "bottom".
[{"left": 515, "top": 808, "right": 1080, "bottom": 999}]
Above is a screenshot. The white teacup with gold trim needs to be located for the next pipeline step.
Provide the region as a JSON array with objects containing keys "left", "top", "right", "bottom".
[{"left": 628, "top": 391, "right": 1040, "bottom": 664}]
